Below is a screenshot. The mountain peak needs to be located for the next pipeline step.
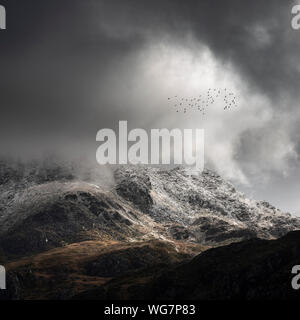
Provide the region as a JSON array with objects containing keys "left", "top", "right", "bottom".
[
  {"left": 0, "top": 161, "right": 299, "bottom": 262},
  {"left": 114, "top": 165, "right": 300, "bottom": 244}
]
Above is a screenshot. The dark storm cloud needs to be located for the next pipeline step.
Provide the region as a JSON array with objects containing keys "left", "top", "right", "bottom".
[
  {"left": 0, "top": 0, "right": 144, "bottom": 145},
  {"left": 0, "top": 0, "right": 299, "bottom": 212},
  {"left": 0, "top": 0, "right": 297, "bottom": 136},
  {"left": 94, "top": 0, "right": 298, "bottom": 100}
]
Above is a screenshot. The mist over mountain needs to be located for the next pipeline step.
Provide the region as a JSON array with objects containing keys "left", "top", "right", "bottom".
[
  {"left": 0, "top": 0, "right": 300, "bottom": 302},
  {"left": 1, "top": 1, "right": 300, "bottom": 214},
  {"left": 0, "top": 158, "right": 299, "bottom": 300}
]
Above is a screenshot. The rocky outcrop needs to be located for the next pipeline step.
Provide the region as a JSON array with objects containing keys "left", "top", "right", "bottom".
[
  {"left": 0, "top": 182, "right": 147, "bottom": 260},
  {"left": 1, "top": 163, "right": 299, "bottom": 260},
  {"left": 114, "top": 166, "right": 300, "bottom": 244}
]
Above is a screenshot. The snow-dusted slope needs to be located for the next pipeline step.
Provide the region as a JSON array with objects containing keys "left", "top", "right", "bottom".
[
  {"left": 115, "top": 166, "right": 300, "bottom": 244},
  {"left": 0, "top": 161, "right": 299, "bottom": 260}
]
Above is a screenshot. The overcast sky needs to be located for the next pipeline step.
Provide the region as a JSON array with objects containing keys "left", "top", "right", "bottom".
[{"left": 0, "top": 0, "right": 300, "bottom": 214}]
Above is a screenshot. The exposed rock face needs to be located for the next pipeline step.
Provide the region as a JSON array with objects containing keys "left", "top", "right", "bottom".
[
  {"left": 0, "top": 163, "right": 299, "bottom": 261},
  {"left": 115, "top": 169, "right": 153, "bottom": 212},
  {"left": 114, "top": 166, "right": 300, "bottom": 244},
  {"left": 0, "top": 182, "right": 150, "bottom": 260}
]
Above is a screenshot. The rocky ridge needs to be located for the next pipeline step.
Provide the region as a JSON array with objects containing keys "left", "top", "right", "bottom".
[
  {"left": 115, "top": 166, "right": 300, "bottom": 244},
  {"left": 0, "top": 160, "right": 300, "bottom": 300}
]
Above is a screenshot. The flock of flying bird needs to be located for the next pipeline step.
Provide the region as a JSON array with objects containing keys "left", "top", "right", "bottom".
[{"left": 168, "top": 88, "right": 238, "bottom": 115}]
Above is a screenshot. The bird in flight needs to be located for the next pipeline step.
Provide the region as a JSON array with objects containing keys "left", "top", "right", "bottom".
[{"left": 167, "top": 88, "right": 238, "bottom": 115}]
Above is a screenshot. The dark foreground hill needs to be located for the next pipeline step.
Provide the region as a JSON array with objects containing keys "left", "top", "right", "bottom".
[
  {"left": 1, "top": 240, "right": 204, "bottom": 300},
  {"left": 73, "top": 231, "right": 300, "bottom": 300},
  {"left": 2, "top": 231, "right": 300, "bottom": 300}
]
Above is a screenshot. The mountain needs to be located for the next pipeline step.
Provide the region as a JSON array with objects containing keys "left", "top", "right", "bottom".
[
  {"left": 1, "top": 163, "right": 299, "bottom": 260},
  {"left": 114, "top": 166, "right": 300, "bottom": 243},
  {"left": 0, "top": 159, "right": 299, "bottom": 299}
]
